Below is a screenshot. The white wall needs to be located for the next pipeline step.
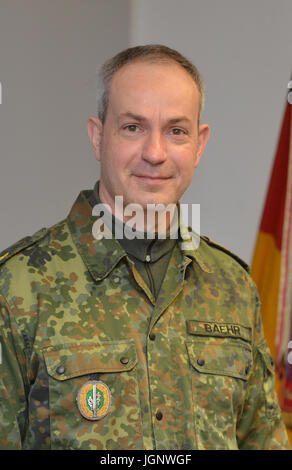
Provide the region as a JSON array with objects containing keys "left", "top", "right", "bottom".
[
  {"left": 130, "top": 0, "right": 292, "bottom": 263},
  {"left": 0, "top": 0, "right": 131, "bottom": 251}
]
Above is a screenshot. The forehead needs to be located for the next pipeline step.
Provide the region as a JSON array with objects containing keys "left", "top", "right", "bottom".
[{"left": 107, "top": 60, "right": 200, "bottom": 119}]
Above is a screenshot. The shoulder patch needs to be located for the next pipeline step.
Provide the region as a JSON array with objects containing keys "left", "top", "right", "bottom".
[
  {"left": 200, "top": 235, "right": 251, "bottom": 274},
  {"left": 0, "top": 227, "right": 49, "bottom": 266}
]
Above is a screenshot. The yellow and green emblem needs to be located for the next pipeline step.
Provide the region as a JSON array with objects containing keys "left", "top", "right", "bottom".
[{"left": 76, "top": 380, "right": 111, "bottom": 421}]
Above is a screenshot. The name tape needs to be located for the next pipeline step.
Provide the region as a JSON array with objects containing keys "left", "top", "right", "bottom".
[{"left": 187, "top": 320, "right": 252, "bottom": 342}]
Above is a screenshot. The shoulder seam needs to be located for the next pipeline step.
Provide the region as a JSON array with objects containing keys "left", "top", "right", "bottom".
[
  {"left": 200, "top": 235, "right": 251, "bottom": 274},
  {"left": 0, "top": 218, "right": 68, "bottom": 267},
  {"left": 0, "top": 227, "right": 49, "bottom": 266}
]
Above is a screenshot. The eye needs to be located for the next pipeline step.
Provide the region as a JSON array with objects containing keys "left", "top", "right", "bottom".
[
  {"left": 124, "top": 124, "right": 140, "bottom": 132},
  {"left": 171, "top": 128, "right": 187, "bottom": 135}
]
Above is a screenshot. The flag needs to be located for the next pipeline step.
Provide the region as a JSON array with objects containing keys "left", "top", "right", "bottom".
[{"left": 251, "top": 80, "right": 292, "bottom": 438}]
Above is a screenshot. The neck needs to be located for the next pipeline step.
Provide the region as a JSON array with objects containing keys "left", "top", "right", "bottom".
[{"left": 97, "top": 185, "right": 179, "bottom": 238}]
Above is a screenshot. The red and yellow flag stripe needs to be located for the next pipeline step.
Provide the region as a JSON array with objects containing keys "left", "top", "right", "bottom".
[{"left": 252, "top": 97, "right": 292, "bottom": 443}]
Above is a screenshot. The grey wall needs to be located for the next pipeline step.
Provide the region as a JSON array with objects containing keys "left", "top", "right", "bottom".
[
  {"left": 0, "top": 0, "right": 130, "bottom": 250},
  {"left": 130, "top": 0, "right": 292, "bottom": 263},
  {"left": 1, "top": 0, "right": 292, "bottom": 265}
]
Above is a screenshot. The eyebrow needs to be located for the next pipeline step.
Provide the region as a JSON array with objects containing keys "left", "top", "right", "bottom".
[{"left": 118, "top": 112, "right": 192, "bottom": 125}]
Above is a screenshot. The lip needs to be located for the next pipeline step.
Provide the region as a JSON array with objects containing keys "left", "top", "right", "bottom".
[{"left": 134, "top": 175, "right": 171, "bottom": 184}]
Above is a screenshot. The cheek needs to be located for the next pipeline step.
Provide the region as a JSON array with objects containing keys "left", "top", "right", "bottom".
[
  {"left": 101, "top": 139, "right": 124, "bottom": 168},
  {"left": 174, "top": 149, "right": 196, "bottom": 174},
  {"left": 115, "top": 140, "right": 140, "bottom": 166}
]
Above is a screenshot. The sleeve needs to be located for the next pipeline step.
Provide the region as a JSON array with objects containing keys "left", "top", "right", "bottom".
[
  {"left": 236, "top": 291, "right": 291, "bottom": 450},
  {"left": 0, "top": 294, "right": 28, "bottom": 450}
]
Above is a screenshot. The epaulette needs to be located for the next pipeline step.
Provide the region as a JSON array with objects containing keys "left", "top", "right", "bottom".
[
  {"left": 0, "top": 227, "right": 48, "bottom": 266},
  {"left": 200, "top": 235, "right": 251, "bottom": 274}
]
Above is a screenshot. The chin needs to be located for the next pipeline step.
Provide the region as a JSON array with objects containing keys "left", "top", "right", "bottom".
[
  {"left": 125, "top": 189, "right": 177, "bottom": 208},
  {"left": 143, "top": 198, "right": 175, "bottom": 208}
]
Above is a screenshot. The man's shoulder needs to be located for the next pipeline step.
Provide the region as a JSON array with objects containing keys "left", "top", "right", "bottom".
[
  {"left": 199, "top": 234, "right": 251, "bottom": 275},
  {"left": 196, "top": 234, "right": 260, "bottom": 319},
  {"left": 0, "top": 228, "right": 50, "bottom": 266},
  {"left": 0, "top": 219, "right": 68, "bottom": 270}
]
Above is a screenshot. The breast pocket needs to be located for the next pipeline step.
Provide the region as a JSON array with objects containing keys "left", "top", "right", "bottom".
[
  {"left": 186, "top": 336, "right": 253, "bottom": 450},
  {"left": 42, "top": 339, "right": 143, "bottom": 450}
]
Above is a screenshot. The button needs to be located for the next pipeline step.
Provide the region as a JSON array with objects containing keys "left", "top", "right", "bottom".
[
  {"left": 156, "top": 411, "right": 163, "bottom": 421},
  {"left": 145, "top": 254, "right": 151, "bottom": 262},
  {"left": 56, "top": 365, "right": 65, "bottom": 375},
  {"left": 120, "top": 357, "right": 129, "bottom": 365},
  {"left": 196, "top": 358, "right": 205, "bottom": 367},
  {"left": 149, "top": 333, "right": 156, "bottom": 341},
  {"left": 268, "top": 404, "right": 277, "bottom": 410}
]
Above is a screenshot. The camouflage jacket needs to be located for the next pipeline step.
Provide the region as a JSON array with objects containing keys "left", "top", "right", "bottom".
[{"left": 0, "top": 189, "right": 290, "bottom": 450}]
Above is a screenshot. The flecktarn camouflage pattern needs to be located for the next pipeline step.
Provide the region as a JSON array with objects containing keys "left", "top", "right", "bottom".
[{"left": 0, "top": 189, "right": 290, "bottom": 449}]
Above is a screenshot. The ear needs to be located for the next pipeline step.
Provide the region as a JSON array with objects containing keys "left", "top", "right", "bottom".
[
  {"left": 87, "top": 117, "right": 103, "bottom": 162},
  {"left": 194, "top": 124, "right": 210, "bottom": 168}
]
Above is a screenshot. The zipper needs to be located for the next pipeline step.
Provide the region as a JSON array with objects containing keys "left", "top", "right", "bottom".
[{"left": 145, "top": 241, "right": 155, "bottom": 297}]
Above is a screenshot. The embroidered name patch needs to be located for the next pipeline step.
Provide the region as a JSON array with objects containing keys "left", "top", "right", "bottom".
[
  {"left": 76, "top": 380, "right": 111, "bottom": 421},
  {"left": 187, "top": 320, "right": 252, "bottom": 342}
]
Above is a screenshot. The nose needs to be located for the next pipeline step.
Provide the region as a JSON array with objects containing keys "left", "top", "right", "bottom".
[{"left": 141, "top": 131, "right": 167, "bottom": 165}]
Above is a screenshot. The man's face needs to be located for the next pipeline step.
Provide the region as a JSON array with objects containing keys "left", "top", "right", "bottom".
[{"left": 88, "top": 60, "right": 210, "bottom": 212}]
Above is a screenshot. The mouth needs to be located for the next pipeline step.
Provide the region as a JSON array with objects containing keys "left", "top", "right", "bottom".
[{"left": 134, "top": 175, "right": 172, "bottom": 184}]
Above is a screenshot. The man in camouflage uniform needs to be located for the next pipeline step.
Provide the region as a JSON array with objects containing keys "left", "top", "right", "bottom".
[{"left": 0, "top": 45, "right": 290, "bottom": 450}]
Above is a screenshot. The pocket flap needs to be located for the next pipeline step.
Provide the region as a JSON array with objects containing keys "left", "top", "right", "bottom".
[
  {"left": 186, "top": 338, "right": 253, "bottom": 380},
  {"left": 43, "top": 340, "right": 137, "bottom": 380}
]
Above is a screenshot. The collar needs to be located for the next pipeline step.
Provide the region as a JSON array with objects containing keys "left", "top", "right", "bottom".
[
  {"left": 66, "top": 189, "right": 214, "bottom": 281},
  {"left": 91, "top": 180, "right": 178, "bottom": 264}
]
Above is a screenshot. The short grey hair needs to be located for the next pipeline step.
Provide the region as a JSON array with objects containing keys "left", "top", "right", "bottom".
[{"left": 97, "top": 44, "right": 205, "bottom": 126}]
